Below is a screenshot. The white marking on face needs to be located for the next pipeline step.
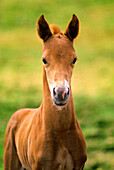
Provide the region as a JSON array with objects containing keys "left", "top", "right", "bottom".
[
  {"left": 65, "top": 80, "right": 69, "bottom": 89},
  {"left": 50, "top": 82, "right": 56, "bottom": 99}
]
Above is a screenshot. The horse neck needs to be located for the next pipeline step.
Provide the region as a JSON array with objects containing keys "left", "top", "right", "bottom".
[{"left": 41, "top": 67, "right": 76, "bottom": 131}]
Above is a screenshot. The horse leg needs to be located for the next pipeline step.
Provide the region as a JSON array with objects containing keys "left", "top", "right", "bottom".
[
  {"left": 73, "top": 164, "right": 84, "bottom": 170},
  {"left": 4, "top": 124, "right": 23, "bottom": 170}
]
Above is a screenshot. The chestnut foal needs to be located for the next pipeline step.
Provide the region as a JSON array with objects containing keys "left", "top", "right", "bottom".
[{"left": 4, "top": 14, "right": 87, "bottom": 170}]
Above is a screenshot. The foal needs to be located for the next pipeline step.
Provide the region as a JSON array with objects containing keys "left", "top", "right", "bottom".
[{"left": 4, "top": 14, "right": 87, "bottom": 170}]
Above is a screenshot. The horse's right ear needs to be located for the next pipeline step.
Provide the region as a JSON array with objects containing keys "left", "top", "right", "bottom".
[{"left": 37, "top": 15, "right": 52, "bottom": 42}]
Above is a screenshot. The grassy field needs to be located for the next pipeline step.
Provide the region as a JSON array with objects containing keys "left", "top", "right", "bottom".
[{"left": 0, "top": 0, "right": 114, "bottom": 169}]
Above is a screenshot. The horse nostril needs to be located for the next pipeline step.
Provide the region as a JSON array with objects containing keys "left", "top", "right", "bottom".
[
  {"left": 62, "top": 87, "right": 70, "bottom": 99},
  {"left": 67, "top": 88, "right": 70, "bottom": 95},
  {"left": 53, "top": 87, "right": 70, "bottom": 101},
  {"left": 53, "top": 87, "right": 56, "bottom": 96}
]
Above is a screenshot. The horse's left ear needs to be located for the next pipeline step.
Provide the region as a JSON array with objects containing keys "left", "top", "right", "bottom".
[
  {"left": 64, "top": 14, "right": 79, "bottom": 41},
  {"left": 37, "top": 15, "right": 52, "bottom": 42}
]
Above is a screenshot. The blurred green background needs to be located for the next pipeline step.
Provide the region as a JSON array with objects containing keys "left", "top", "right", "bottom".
[{"left": 0, "top": 0, "right": 114, "bottom": 169}]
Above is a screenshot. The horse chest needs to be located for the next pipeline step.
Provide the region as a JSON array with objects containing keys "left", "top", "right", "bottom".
[
  {"left": 28, "top": 130, "right": 86, "bottom": 169},
  {"left": 30, "top": 140, "right": 74, "bottom": 169}
]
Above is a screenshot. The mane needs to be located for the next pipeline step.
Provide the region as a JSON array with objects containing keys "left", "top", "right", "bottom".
[{"left": 50, "top": 24, "right": 61, "bottom": 34}]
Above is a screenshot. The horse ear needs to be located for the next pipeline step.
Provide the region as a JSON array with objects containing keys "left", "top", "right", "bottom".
[
  {"left": 37, "top": 15, "right": 52, "bottom": 42},
  {"left": 64, "top": 14, "right": 79, "bottom": 41}
]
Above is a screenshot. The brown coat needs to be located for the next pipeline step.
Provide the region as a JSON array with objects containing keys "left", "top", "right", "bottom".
[{"left": 4, "top": 14, "right": 87, "bottom": 170}]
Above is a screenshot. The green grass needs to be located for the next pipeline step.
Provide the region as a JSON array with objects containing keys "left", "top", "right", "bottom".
[{"left": 0, "top": 0, "right": 114, "bottom": 169}]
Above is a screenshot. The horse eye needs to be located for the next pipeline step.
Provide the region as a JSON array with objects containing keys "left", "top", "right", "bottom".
[
  {"left": 42, "top": 58, "right": 47, "bottom": 64},
  {"left": 73, "top": 58, "right": 77, "bottom": 64}
]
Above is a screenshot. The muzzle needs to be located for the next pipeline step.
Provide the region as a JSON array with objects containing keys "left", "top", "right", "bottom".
[{"left": 53, "top": 86, "right": 70, "bottom": 106}]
